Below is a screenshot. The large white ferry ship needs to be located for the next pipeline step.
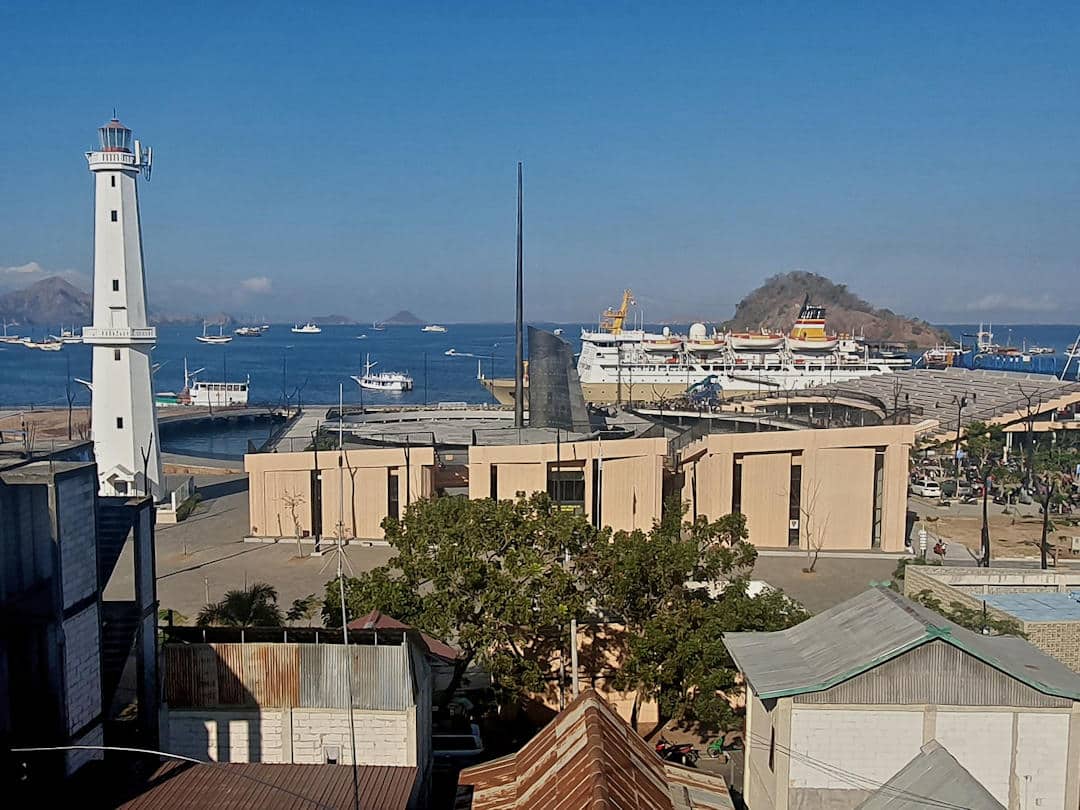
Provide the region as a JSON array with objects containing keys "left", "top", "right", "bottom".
[
  {"left": 479, "top": 290, "right": 911, "bottom": 404},
  {"left": 575, "top": 291, "right": 910, "bottom": 402}
]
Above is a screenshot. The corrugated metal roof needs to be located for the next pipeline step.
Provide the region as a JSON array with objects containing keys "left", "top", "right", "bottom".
[
  {"left": 980, "top": 592, "right": 1080, "bottom": 622},
  {"left": 348, "top": 610, "right": 461, "bottom": 661},
  {"left": 167, "top": 642, "right": 414, "bottom": 710},
  {"left": 114, "top": 762, "right": 417, "bottom": 809},
  {"left": 458, "top": 690, "right": 733, "bottom": 810},
  {"left": 853, "top": 740, "right": 1003, "bottom": 810},
  {"left": 723, "top": 588, "right": 1080, "bottom": 700}
]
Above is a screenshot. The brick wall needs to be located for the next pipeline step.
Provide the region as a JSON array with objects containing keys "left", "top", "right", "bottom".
[
  {"left": 1026, "top": 622, "right": 1080, "bottom": 671},
  {"left": 58, "top": 475, "right": 98, "bottom": 609},
  {"left": 66, "top": 723, "right": 104, "bottom": 776},
  {"left": 166, "top": 707, "right": 413, "bottom": 766},
  {"left": 63, "top": 606, "right": 102, "bottom": 735}
]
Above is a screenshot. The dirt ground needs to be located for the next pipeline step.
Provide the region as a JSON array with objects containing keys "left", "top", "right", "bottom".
[
  {"left": 0, "top": 407, "right": 92, "bottom": 441},
  {"left": 922, "top": 508, "right": 1080, "bottom": 559}
]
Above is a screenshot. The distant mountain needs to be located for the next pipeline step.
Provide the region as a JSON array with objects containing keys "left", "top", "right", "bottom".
[
  {"left": 0, "top": 277, "right": 91, "bottom": 326},
  {"left": 382, "top": 310, "right": 423, "bottom": 326},
  {"left": 722, "top": 272, "right": 951, "bottom": 348}
]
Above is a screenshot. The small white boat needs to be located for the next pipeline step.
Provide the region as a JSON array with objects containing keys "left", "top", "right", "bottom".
[
  {"left": 728, "top": 330, "right": 786, "bottom": 351},
  {"left": 0, "top": 321, "right": 20, "bottom": 344},
  {"left": 22, "top": 338, "right": 63, "bottom": 351},
  {"left": 352, "top": 354, "right": 413, "bottom": 392},
  {"left": 372, "top": 321, "right": 385, "bottom": 331},
  {"left": 234, "top": 325, "right": 265, "bottom": 337},
  {"left": 421, "top": 324, "right": 448, "bottom": 333},
  {"left": 356, "top": 334, "right": 368, "bottom": 340},
  {"left": 49, "top": 326, "right": 82, "bottom": 344},
  {"left": 788, "top": 335, "right": 840, "bottom": 352},
  {"left": 196, "top": 324, "right": 233, "bottom": 344},
  {"left": 444, "top": 348, "right": 457, "bottom": 356},
  {"left": 291, "top": 322, "right": 321, "bottom": 334},
  {"left": 553, "top": 328, "right": 564, "bottom": 336}
]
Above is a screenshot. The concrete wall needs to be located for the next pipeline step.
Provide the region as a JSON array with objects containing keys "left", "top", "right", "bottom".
[
  {"left": 469, "top": 437, "right": 668, "bottom": 532},
  {"left": 165, "top": 706, "right": 417, "bottom": 766},
  {"left": 904, "top": 567, "right": 1080, "bottom": 671},
  {"left": 57, "top": 474, "right": 98, "bottom": 609},
  {"left": 682, "top": 424, "right": 913, "bottom": 551},
  {"left": 246, "top": 448, "right": 436, "bottom": 541},
  {"left": 743, "top": 691, "right": 785, "bottom": 810}
]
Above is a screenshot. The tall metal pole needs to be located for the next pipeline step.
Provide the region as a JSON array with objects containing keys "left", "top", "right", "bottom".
[
  {"left": 514, "top": 162, "right": 524, "bottom": 428},
  {"left": 336, "top": 383, "right": 359, "bottom": 810}
]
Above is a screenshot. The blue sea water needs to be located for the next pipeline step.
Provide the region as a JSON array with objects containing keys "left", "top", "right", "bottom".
[{"left": 1, "top": 322, "right": 1077, "bottom": 411}]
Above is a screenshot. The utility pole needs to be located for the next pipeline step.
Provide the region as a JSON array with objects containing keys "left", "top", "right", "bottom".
[{"left": 514, "top": 162, "right": 524, "bottom": 429}]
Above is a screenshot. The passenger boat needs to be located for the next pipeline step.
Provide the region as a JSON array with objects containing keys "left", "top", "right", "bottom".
[
  {"left": 49, "top": 327, "right": 83, "bottom": 344},
  {"left": 352, "top": 354, "right": 413, "bottom": 392},
  {"left": 421, "top": 324, "right": 448, "bottom": 333},
  {"left": 156, "top": 359, "right": 250, "bottom": 407},
  {"left": 291, "top": 322, "right": 321, "bottom": 334},
  {"left": 196, "top": 324, "right": 233, "bottom": 344},
  {"left": 22, "top": 338, "right": 63, "bottom": 351},
  {"left": 234, "top": 325, "right": 266, "bottom": 337}
]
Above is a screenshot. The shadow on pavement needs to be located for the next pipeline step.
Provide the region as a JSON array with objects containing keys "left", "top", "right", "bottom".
[{"left": 198, "top": 477, "right": 249, "bottom": 501}]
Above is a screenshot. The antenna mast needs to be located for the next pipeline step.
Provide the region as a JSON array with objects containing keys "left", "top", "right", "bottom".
[{"left": 514, "top": 162, "right": 524, "bottom": 428}]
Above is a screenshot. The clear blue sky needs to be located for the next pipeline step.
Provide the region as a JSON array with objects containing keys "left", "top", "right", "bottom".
[{"left": 1, "top": 2, "right": 1077, "bottom": 324}]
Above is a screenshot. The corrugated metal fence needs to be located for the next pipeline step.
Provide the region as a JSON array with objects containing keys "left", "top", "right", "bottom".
[{"left": 165, "top": 642, "right": 414, "bottom": 710}]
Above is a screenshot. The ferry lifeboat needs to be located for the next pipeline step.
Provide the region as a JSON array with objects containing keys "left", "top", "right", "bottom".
[
  {"left": 786, "top": 296, "right": 839, "bottom": 352},
  {"left": 643, "top": 327, "right": 683, "bottom": 353},
  {"left": 684, "top": 322, "right": 726, "bottom": 354},
  {"left": 728, "top": 329, "right": 785, "bottom": 351}
]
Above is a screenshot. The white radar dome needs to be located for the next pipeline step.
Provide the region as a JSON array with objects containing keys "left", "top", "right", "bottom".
[{"left": 689, "top": 322, "right": 707, "bottom": 339}]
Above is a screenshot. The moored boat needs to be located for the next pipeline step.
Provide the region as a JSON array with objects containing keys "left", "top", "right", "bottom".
[
  {"left": 291, "top": 322, "right": 321, "bottom": 334},
  {"left": 352, "top": 354, "right": 413, "bottom": 392},
  {"left": 421, "top": 324, "right": 448, "bottom": 333},
  {"left": 196, "top": 324, "right": 233, "bottom": 344}
]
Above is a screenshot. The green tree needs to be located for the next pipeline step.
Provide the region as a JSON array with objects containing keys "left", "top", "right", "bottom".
[
  {"left": 197, "top": 582, "right": 284, "bottom": 627},
  {"left": 964, "top": 420, "right": 1005, "bottom": 566},
  {"left": 911, "top": 589, "right": 1026, "bottom": 637},
  {"left": 582, "top": 502, "right": 808, "bottom": 734},
  {"left": 286, "top": 593, "right": 322, "bottom": 626},
  {"left": 323, "top": 493, "right": 593, "bottom": 704},
  {"left": 1031, "top": 443, "right": 1080, "bottom": 569}
]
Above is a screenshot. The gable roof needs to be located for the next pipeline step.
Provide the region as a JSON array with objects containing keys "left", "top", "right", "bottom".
[
  {"left": 347, "top": 609, "right": 460, "bottom": 661},
  {"left": 853, "top": 740, "right": 1003, "bottom": 810},
  {"left": 723, "top": 588, "right": 1080, "bottom": 700},
  {"left": 457, "top": 690, "right": 733, "bottom": 810}
]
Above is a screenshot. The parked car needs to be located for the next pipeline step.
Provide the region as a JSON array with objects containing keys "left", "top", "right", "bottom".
[
  {"left": 910, "top": 479, "right": 943, "bottom": 499},
  {"left": 433, "top": 723, "right": 485, "bottom": 769},
  {"left": 940, "top": 479, "right": 972, "bottom": 498}
]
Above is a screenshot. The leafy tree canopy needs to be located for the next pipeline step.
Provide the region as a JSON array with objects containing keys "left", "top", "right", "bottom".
[{"left": 197, "top": 582, "right": 283, "bottom": 627}]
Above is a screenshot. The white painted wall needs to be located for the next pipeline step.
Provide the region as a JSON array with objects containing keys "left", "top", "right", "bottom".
[
  {"left": 1015, "top": 713, "right": 1069, "bottom": 810},
  {"left": 166, "top": 707, "right": 415, "bottom": 766},
  {"left": 934, "top": 711, "right": 1013, "bottom": 805},
  {"left": 789, "top": 708, "right": 923, "bottom": 789}
]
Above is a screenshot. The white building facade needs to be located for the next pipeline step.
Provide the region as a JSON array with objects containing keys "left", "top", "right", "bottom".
[{"left": 83, "top": 118, "right": 162, "bottom": 500}]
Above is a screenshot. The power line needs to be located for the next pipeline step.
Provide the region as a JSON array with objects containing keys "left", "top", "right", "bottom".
[
  {"left": 744, "top": 732, "right": 976, "bottom": 810},
  {"left": 10, "top": 745, "right": 337, "bottom": 809}
]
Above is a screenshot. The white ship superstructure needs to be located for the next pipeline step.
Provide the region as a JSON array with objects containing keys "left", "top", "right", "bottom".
[{"left": 574, "top": 290, "right": 910, "bottom": 402}]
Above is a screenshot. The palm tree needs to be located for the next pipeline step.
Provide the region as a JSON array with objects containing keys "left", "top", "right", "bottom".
[{"left": 197, "top": 582, "right": 284, "bottom": 627}]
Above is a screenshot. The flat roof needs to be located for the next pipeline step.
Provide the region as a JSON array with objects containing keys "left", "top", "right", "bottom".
[{"left": 981, "top": 592, "right": 1080, "bottom": 622}]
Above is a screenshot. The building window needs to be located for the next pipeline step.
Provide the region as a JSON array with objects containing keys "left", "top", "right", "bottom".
[
  {"left": 323, "top": 746, "right": 340, "bottom": 765},
  {"left": 113, "top": 349, "right": 121, "bottom": 361},
  {"left": 768, "top": 727, "right": 775, "bottom": 771},
  {"left": 548, "top": 466, "right": 586, "bottom": 514},
  {"left": 871, "top": 449, "right": 885, "bottom": 548},
  {"left": 116, "top": 417, "right": 124, "bottom": 429},
  {"left": 731, "top": 456, "right": 743, "bottom": 514},
  {"left": 110, "top": 210, "right": 118, "bottom": 222},
  {"left": 112, "top": 279, "right": 120, "bottom": 292},
  {"left": 387, "top": 470, "right": 399, "bottom": 521},
  {"left": 489, "top": 465, "right": 498, "bottom": 501},
  {"left": 111, "top": 175, "right": 116, "bottom": 187},
  {"left": 788, "top": 462, "right": 802, "bottom": 547}
]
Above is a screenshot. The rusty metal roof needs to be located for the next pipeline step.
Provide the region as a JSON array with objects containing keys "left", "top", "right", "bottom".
[
  {"left": 457, "top": 690, "right": 733, "bottom": 810},
  {"left": 115, "top": 761, "right": 417, "bottom": 809},
  {"left": 348, "top": 610, "right": 461, "bottom": 661}
]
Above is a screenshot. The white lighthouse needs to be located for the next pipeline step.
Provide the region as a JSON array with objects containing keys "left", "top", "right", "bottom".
[{"left": 83, "top": 117, "right": 163, "bottom": 500}]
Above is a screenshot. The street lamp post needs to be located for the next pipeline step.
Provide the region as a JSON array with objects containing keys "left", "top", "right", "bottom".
[{"left": 952, "top": 392, "right": 976, "bottom": 497}]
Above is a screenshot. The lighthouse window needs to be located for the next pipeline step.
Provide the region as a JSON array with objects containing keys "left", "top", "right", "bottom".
[
  {"left": 113, "top": 349, "right": 121, "bottom": 361},
  {"left": 111, "top": 210, "right": 118, "bottom": 222},
  {"left": 111, "top": 176, "right": 116, "bottom": 187},
  {"left": 116, "top": 417, "right": 124, "bottom": 429},
  {"left": 112, "top": 280, "right": 120, "bottom": 292}
]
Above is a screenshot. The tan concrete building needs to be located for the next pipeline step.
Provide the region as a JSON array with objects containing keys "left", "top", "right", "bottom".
[
  {"left": 246, "top": 447, "right": 435, "bottom": 542},
  {"left": 678, "top": 424, "right": 914, "bottom": 552},
  {"left": 245, "top": 422, "right": 914, "bottom": 551}
]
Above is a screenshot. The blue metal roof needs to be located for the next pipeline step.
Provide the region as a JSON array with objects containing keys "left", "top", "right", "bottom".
[{"left": 981, "top": 593, "right": 1080, "bottom": 622}]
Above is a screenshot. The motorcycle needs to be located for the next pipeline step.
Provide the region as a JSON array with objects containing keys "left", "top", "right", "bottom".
[{"left": 655, "top": 737, "right": 699, "bottom": 766}]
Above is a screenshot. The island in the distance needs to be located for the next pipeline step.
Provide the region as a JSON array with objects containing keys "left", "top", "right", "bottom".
[{"left": 380, "top": 310, "right": 424, "bottom": 326}]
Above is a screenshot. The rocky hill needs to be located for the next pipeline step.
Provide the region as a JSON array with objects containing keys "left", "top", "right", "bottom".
[
  {"left": 722, "top": 272, "right": 950, "bottom": 348},
  {"left": 382, "top": 310, "right": 423, "bottom": 326},
  {"left": 0, "top": 277, "right": 91, "bottom": 326}
]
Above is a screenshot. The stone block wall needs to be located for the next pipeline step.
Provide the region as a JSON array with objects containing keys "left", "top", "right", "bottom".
[
  {"left": 165, "top": 707, "right": 414, "bottom": 766},
  {"left": 58, "top": 475, "right": 98, "bottom": 609},
  {"left": 63, "top": 605, "right": 102, "bottom": 735},
  {"left": 66, "top": 723, "right": 104, "bottom": 776},
  {"left": 1025, "top": 622, "right": 1080, "bottom": 671}
]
